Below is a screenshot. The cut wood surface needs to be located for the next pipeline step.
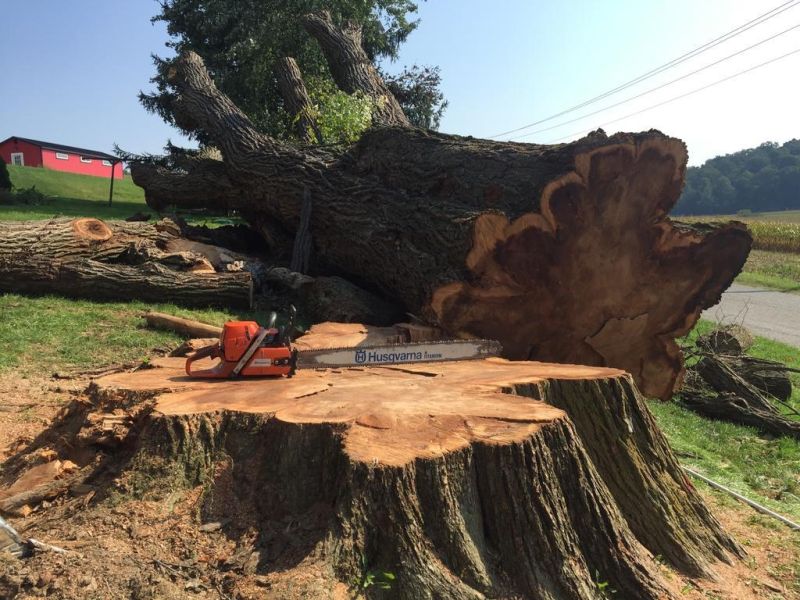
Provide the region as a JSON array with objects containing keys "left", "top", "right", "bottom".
[
  {"left": 85, "top": 322, "right": 742, "bottom": 598},
  {"left": 0, "top": 218, "right": 253, "bottom": 308},
  {"left": 131, "top": 44, "right": 752, "bottom": 399}
]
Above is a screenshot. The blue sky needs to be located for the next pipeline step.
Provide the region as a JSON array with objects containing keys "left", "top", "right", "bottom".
[{"left": 2, "top": 1, "right": 799, "bottom": 165}]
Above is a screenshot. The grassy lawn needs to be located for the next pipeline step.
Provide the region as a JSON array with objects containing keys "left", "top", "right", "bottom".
[
  {"left": 0, "top": 294, "right": 273, "bottom": 373},
  {"left": 1, "top": 164, "right": 153, "bottom": 221}
]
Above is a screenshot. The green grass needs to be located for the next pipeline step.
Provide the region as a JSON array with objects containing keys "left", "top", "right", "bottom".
[
  {"left": 0, "top": 294, "right": 273, "bottom": 373},
  {"left": 0, "top": 164, "right": 152, "bottom": 221},
  {"left": 648, "top": 319, "right": 800, "bottom": 522},
  {"left": 8, "top": 164, "right": 144, "bottom": 202}
]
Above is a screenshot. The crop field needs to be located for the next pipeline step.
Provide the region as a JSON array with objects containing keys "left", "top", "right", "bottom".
[
  {"left": 685, "top": 210, "right": 800, "bottom": 292},
  {"left": 687, "top": 212, "right": 800, "bottom": 254}
]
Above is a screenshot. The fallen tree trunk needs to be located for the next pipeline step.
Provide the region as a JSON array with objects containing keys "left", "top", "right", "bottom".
[
  {"left": 58, "top": 329, "right": 741, "bottom": 596},
  {"left": 0, "top": 218, "right": 253, "bottom": 308},
  {"left": 131, "top": 48, "right": 752, "bottom": 399}
]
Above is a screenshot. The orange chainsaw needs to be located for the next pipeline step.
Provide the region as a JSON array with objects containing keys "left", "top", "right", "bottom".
[{"left": 186, "top": 307, "right": 502, "bottom": 379}]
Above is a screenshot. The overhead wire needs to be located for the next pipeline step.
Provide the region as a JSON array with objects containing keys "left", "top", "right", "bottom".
[
  {"left": 488, "top": 0, "right": 799, "bottom": 139},
  {"left": 544, "top": 46, "right": 800, "bottom": 144},
  {"left": 511, "top": 22, "right": 800, "bottom": 141}
]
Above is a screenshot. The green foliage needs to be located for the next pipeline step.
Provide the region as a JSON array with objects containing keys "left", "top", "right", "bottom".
[
  {"left": 352, "top": 555, "right": 395, "bottom": 596},
  {"left": 305, "top": 78, "right": 375, "bottom": 144},
  {"left": 675, "top": 139, "right": 800, "bottom": 215},
  {"left": 143, "top": 0, "right": 445, "bottom": 143},
  {"left": 0, "top": 157, "right": 11, "bottom": 191},
  {"left": 384, "top": 64, "right": 447, "bottom": 129}
]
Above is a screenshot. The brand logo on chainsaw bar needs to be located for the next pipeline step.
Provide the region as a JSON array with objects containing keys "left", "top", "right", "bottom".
[{"left": 355, "top": 349, "right": 426, "bottom": 364}]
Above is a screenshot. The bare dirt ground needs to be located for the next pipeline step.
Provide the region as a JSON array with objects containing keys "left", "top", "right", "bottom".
[{"left": 0, "top": 371, "right": 797, "bottom": 600}]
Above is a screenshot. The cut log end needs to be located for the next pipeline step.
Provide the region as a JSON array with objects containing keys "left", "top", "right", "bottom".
[
  {"left": 72, "top": 217, "right": 113, "bottom": 242},
  {"left": 428, "top": 134, "right": 751, "bottom": 400}
]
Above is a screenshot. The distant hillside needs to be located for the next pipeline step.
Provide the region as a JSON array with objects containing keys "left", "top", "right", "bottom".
[
  {"left": 8, "top": 165, "right": 144, "bottom": 203},
  {"left": 674, "top": 139, "right": 800, "bottom": 215}
]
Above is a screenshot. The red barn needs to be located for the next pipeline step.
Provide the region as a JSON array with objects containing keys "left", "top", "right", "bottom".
[{"left": 0, "top": 136, "right": 123, "bottom": 179}]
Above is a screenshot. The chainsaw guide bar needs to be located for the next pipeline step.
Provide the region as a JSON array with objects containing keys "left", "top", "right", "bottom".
[{"left": 295, "top": 339, "right": 502, "bottom": 370}]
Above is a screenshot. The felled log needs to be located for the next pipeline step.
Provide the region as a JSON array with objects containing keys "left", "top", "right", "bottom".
[
  {"left": 680, "top": 386, "right": 800, "bottom": 440},
  {"left": 697, "top": 325, "right": 753, "bottom": 355},
  {"left": 130, "top": 44, "right": 752, "bottom": 399},
  {"left": 74, "top": 330, "right": 741, "bottom": 597},
  {"left": 141, "top": 311, "right": 223, "bottom": 338},
  {"left": 725, "top": 355, "right": 793, "bottom": 401},
  {"left": 679, "top": 359, "right": 798, "bottom": 439},
  {"left": 694, "top": 356, "right": 779, "bottom": 414},
  {"left": 0, "top": 218, "right": 253, "bottom": 308}
]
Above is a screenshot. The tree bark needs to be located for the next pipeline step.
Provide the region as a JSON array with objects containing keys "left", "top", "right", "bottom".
[
  {"left": 275, "top": 57, "right": 323, "bottom": 144},
  {"left": 0, "top": 218, "right": 253, "bottom": 308},
  {"left": 723, "top": 355, "right": 793, "bottom": 401},
  {"left": 129, "top": 157, "right": 240, "bottom": 212},
  {"left": 61, "top": 335, "right": 737, "bottom": 597}
]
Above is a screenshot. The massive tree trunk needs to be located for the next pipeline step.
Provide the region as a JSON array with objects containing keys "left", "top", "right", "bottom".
[
  {"left": 131, "top": 45, "right": 750, "bottom": 399},
  {"left": 0, "top": 323, "right": 741, "bottom": 597},
  {"left": 0, "top": 218, "right": 253, "bottom": 308}
]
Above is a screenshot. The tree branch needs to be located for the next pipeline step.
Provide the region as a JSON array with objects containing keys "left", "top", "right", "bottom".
[
  {"left": 275, "top": 57, "right": 323, "bottom": 144},
  {"left": 302, "top": 11, "right": 411, "bottom": 127}
]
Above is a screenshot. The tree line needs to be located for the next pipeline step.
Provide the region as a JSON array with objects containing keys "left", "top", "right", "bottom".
[{"left": 675, "top": 139, "right": 800, "bottom": 215}]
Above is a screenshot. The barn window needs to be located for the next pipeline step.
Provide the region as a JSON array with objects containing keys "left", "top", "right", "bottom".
[
  {"left": 102, "top": 160, "right": 112, "bottom": 167},
  {"left": 11, "top": 152, "right": 24, "bottom": 166},
  {"left": 55, "top": 152, "right": 68, "bottom": 160},
  {"left": 80, "top": 157, "right": 92, "bottom": 163}
]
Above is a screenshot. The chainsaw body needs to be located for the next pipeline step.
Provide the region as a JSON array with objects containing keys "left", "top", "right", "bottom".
[{"left": 185, "top": 318, "right": 295, "bottom": 379}]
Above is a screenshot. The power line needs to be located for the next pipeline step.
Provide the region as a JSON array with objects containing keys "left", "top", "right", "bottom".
[
  {"left": 512, "top": 22, "right": 800, "bottom": 141},
  {"left": 488, "top": 0, "right": 799, "bottom": 139},
  {"left": 545, "top": 46, "right": 800, "bottom": 144}
]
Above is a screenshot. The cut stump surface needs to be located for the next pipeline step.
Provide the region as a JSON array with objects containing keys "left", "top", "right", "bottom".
[{"left": 84, "top": 323, "right": 742, "bottom": 599}]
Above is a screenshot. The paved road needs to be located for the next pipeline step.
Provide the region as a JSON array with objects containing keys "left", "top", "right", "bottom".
[{"left": 702, "top": 283, "right": 800, "bottom": 348}]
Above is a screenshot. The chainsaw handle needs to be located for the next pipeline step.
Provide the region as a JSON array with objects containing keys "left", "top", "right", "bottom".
[{"left": 185, "top": 343, "right": 222, "bottom": 376}]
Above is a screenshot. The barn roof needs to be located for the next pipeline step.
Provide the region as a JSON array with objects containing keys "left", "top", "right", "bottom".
[{"left": 1, "top": 136, "right": 119, "bottom": 161}]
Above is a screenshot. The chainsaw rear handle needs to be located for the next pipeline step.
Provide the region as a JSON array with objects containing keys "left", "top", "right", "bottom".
[{"left": 185, "top": 343, "right": 222, "bottom": 377}]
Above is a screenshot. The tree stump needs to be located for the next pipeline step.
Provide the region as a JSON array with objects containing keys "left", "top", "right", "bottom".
[{"left": 78, "top": 324, "right": 742, "bottom": 598}]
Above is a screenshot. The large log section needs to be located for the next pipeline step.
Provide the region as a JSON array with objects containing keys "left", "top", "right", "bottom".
[
  {"left": 32, "top": 323, "right": 738, "bottom": 598},
  {"left": 0, "top": 218, "right": 252, "bottom": 308},
  {"left": 130, "top": 13, "right": 751, "bottom": 399}
]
